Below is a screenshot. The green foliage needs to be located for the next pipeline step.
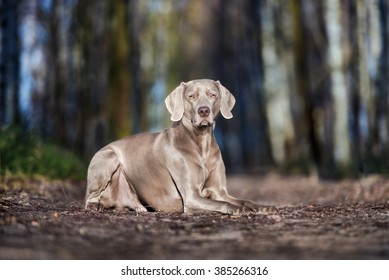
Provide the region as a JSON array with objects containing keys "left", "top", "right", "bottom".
[{"left": 0, "top": 126, "right": 87, "bottom": 180}]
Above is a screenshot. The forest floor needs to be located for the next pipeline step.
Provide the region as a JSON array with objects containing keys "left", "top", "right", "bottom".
[{"left": 1, "top": 174, "right": 389, "bottom": 259}]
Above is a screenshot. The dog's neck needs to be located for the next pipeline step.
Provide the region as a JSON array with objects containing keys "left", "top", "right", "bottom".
[
  {"left": 173, "top": 118, "right": 216, "bottom": 157},
  {"left": 179, "top": 117, "right": 214, "bottom": 136}
]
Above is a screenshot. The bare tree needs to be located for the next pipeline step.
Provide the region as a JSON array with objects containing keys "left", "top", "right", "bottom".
[
  {"left": 325, "top": 0, "right": 351, "bottom": 167},
  {"left": 0, "top": 0, "right": 21, "bottom": 125}
]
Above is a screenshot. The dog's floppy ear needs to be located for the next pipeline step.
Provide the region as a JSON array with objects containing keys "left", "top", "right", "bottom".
[
  {"left": 165, "top": 82, "right": 186, "bottom": 121},
  {"left": 215, "top": 80, "right": 236, "bottom": 119}
]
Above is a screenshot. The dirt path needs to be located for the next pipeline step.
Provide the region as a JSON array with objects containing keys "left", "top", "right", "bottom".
[{"left": 1, "top": 175, "right": 389, "bottom": 259}]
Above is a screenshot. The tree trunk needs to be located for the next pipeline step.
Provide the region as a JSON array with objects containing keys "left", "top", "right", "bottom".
[
  {"left": 291, "top": 0, "right": 320, "bottom": 172},
  {"left": 324, "top": 0, "right": 351, "bottom": 167},
  {"left": 260, "top": 0, "right": 295, "bottom": 165},
  {"left": 107, "top": 0, "right": 131, "bottom": 140},
  {"left": 376, "top": 0, "right": 389, "bottom": 154},
  {"left": 0, "top": 0, "right": 21, "bottom": 125}
]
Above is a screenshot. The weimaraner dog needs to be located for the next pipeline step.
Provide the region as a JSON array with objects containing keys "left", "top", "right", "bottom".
[{"left": 85, "top": 79, "right": 260, "bottom": 215}]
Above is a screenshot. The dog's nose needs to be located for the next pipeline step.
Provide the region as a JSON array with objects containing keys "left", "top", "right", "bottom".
[{"left": 198, "top": 106, "right": 210, "bottom": 118}]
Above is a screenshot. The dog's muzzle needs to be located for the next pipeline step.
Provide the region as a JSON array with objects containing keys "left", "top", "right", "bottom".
[{"left": 196, "top": 106, "right": 213, "bottom": 127}]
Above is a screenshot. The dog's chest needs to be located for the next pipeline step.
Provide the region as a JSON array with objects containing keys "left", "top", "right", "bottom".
[{"left": 197, "top": 140, "right": 220, "bottom": 175}]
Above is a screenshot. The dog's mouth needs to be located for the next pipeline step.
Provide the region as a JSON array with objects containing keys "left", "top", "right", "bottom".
[
  {"left": 200, "top": 120, "right": 211, "bottom": 127},
  {"left": 192, "top": 119, "right": 213, "bottom": 128}
]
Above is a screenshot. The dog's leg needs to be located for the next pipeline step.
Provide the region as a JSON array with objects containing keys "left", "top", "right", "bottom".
[
  {"left": 183, "top": 195, "right": 253, "bottom": 215},
  {"left": 217, "top": 193, "right": 261, "bottom": 212},
  {"left": 99, "top": 164, "right": 147, "bottom": 212},
  {"left": 206, "top": 184, "right": 262, "bottom": 213},
  {"left": 202, "top": 164, "right": 261, "bottom": 213},
  {"left": 86, "top": 148, "right": 147, "bottom": 212},
  {"left": 169, "top": 166, "right": 253, "bottom": 215}
]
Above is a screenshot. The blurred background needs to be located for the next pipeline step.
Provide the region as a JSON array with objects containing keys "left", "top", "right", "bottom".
[{"left": 1, "top": 0, "right": 389, "bottom": 180}]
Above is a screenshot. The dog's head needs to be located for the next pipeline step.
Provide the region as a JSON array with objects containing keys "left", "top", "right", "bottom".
[{"left": 165, "top": 79, "right": 236, "bottom": 128}]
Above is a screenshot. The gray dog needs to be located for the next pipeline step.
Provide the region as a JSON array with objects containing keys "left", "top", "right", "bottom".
[{"left": 85, "top": 79, "right": 260, "bottom": 215}]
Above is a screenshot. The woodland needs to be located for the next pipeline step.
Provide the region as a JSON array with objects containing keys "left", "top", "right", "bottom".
[
  {"left": 1, "top": 0, "right": 389, "bottom": 261},
  {"left": 1, "top": 0, "right": 389, "bottom": 178}
]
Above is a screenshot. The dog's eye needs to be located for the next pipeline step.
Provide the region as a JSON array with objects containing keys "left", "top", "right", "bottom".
[
  {"left": 210, "top": 91, "right": 217, "bottom": 98},
  {"left": 187, "top": 92, "right": 196, "bottom": 100}
]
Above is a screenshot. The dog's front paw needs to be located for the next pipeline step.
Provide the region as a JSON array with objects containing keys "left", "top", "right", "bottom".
[
  {"left": 242, "top": 201, "right": 263, "bottom": 213},
  {"left": 228, "top": 205, "right": 255, "bottom": 216}
]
